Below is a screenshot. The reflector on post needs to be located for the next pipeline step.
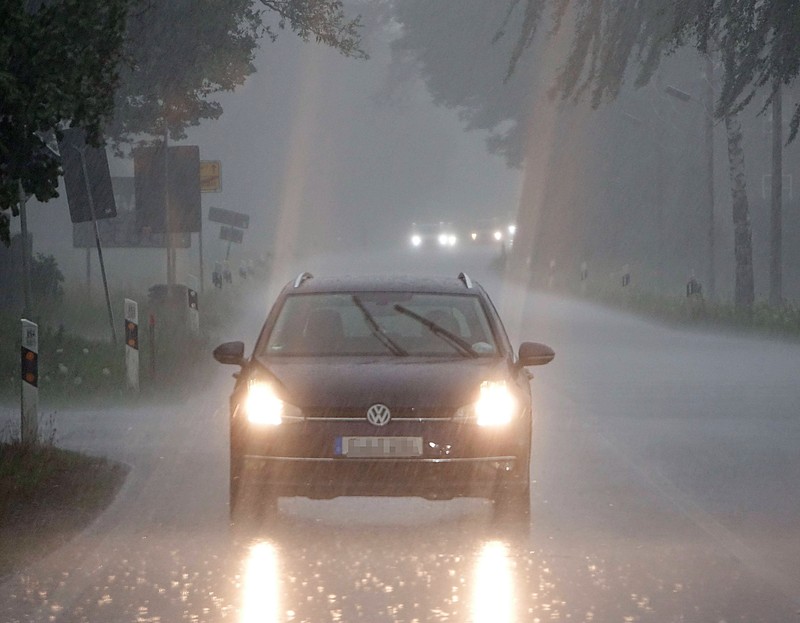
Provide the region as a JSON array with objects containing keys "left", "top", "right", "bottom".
[
  {"left": 124, "top": 299, "right": 139, "bottom": 392},
  {"left": 20, "top": 319, "right": 38, "bottom": 444}
]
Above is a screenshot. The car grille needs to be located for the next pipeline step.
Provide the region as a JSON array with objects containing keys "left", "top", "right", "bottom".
[{"left": 299, "top": 406, "right": 456, "bottom": 422}]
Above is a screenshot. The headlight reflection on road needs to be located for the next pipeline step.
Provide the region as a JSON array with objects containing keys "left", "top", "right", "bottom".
[
  {"left": 472, "top": 540, "right": 515, "bottom": 623},
  {"left": 241, "top": 541, "right": 281, "bottom": 623}
]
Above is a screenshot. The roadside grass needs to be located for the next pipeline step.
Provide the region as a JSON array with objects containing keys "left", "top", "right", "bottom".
[
  {"left": 584, "top": 284, "right": 800, "bottom": 339},
  {"left": 0, "top": 436, "right": 128, "bottom": 581},
  {"left": 494, "top": 256, "right": 800, "bottom": 339},
  {"left": 0, "top": 281, "right": 245, "bottom": 406}
]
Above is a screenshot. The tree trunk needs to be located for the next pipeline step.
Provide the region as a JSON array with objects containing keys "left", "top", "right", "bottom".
[
  {"left": 724, "top": 113, "right": 754, "bottom": 312},
  {"left": 769, "top": 81, "right": 783, "bottom": 307}
]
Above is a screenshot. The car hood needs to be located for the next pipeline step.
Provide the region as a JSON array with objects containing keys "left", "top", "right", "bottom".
[{"left": 257, "top": 356, "right": 512, "bottom": 410}]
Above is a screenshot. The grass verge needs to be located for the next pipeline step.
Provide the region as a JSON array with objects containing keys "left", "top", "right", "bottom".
[{"left": 0, "top": 440, "right": 128, "bottom": 582}]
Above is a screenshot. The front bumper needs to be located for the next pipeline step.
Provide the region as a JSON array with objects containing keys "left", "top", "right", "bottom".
[
  {"left": 239, "top": 454, "right": 521, "bottom": 499},
  {"left": 232, "top": 410, "right": 530, "bottom": 500}
]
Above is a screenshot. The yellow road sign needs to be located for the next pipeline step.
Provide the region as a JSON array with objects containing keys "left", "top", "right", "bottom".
[{"left": 200, "top": 160, "right": 221, "bottom": 192}]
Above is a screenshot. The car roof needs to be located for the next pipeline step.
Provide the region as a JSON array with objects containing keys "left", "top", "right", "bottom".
[{"left": 286, "top": 273, "right": 483, "bottom": 295}]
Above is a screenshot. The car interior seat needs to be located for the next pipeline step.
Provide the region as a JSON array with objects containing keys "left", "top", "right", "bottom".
[
  {"left": 304, "top": 308, "right": 345, "bottom": 352},
  {"left": 425, "top": 309, "right": 460, "bottom": 336}
]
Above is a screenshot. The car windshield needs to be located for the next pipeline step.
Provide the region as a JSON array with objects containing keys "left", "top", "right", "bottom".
[{"left": 261, "top": 292, "right": 498, "bottom": 357}]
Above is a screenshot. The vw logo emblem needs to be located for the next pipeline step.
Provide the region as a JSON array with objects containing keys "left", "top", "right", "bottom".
[{"left": 366, "top": 403, "right": 391, "bottom": 426}]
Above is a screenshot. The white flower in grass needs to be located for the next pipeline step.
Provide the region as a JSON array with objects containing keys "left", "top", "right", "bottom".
[{"left": 58, "top": 363, "right": 68, "bottom": 375}]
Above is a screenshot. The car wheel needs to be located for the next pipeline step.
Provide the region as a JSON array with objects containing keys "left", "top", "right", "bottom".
[
  {"left": 230, "top": 462, "right": 279, "bottom": 523},
  {"left": 492, "top": 475, "right": 531, "bottom": 524}
]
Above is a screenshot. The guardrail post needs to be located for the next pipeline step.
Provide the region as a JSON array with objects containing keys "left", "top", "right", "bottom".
[
  {"left": 187, "top": 274, "right": 200, "bottom": 335},
  {"left": 124, "top": 299, "right": 140, "bottom": 392},
  {"left": 20, "top": 319, "right": 39, "bottom": 445}
]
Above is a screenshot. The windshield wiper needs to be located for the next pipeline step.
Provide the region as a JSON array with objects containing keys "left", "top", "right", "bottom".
[
  {"left": 352, "top": 296, "right": 408, "bottom": 356},
  {"left": 392, "top": 304, "right": 478, "bottom": 358}
]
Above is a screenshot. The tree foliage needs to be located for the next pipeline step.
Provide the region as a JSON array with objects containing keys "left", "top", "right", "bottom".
[
  {"left": 0, "top": 0, "right": 129, "bottom": 245},
  {"left": 502, "top": 0, "right": 800, "bottom": 139},
  {"left": 109, "top": 0, "right": 367, "bottom": 151},
  {"left": 1, "top": 0, "right": 366, "bottom": 245}
]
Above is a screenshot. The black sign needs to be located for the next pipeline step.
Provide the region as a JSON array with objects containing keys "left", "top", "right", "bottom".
[
  {"left": 208, "top": 207, "right": 249, "bottom": 230},
  {"left": 21, "top": 347, "right": 38, "bottom": 387},
  {"left": 59, "top": 128, "right": 117, "bottom": 224},
  {"left": 220, "top": 225, "right": 244, "bottom": 243}
]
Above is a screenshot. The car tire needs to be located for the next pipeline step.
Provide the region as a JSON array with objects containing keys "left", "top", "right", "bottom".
[
  {"left": 230, "top": 461, "right": 279, "bottom": 523},
  {"left": 492, "top": 474, "right": 531, "bottom": 524}
]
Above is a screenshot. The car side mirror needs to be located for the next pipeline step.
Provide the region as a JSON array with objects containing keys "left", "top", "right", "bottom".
[
  {"left": 517, "top": 342, "right": 555, "bottom": 367},
  {"left": 213, "top": 341, "right": 246, "bottom": 366}
]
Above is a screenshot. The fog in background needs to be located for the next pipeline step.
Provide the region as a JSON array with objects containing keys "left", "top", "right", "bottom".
[
  {"left": 16, "top": 12, "right": 520, "bottom": 292},
  {"left": 11, "top": 2, "right": 800, "bottom": 301}
]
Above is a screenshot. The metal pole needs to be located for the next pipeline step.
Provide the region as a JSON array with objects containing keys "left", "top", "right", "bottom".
[
  {"left": 199, "top": 216, "right": 205, "bottom": 294},
  {"left": 77, "top": 147, "right": 117, "bottom": 343},
  {"left": 18, "top": 182, "right": 32, "bottom": 316},
  {"left": 86, "top": 247, "right": 92, "bottom": 300},
  {"left": 164, "top": 127, "right": 176, "bottom": 288}
]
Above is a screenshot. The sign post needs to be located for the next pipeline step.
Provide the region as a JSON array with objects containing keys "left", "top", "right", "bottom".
[
  {"left": 124, "top": 299, "right": 140, "bottom": 392},
  {"left": 20, "top": 319, "right": 38, "bottom": 445}
]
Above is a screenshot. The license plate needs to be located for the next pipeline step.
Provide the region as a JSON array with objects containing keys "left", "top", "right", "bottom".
[{"left": 336, "top": 436, "right": 423, "bottom": 458}]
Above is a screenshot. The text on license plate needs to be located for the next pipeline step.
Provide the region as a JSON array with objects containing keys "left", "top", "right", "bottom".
[{"left": 336, "top": 436, "right": 423, "bottom": 458}]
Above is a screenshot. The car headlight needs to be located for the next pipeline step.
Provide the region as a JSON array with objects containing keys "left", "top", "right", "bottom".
[
  {"left": 244, "top": 381, "right": 301, "bottom": 426},
  {"left": 411, "top": 234, "right": 422, "bottom": 247},
  {"left": 455, "top": 381, "right": 518, "bottom": 426}
]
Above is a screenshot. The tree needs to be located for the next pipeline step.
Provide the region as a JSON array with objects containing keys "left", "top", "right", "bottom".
[
  {"left": 0, "top": 0, "right": 366, "bottom": 246},
  {"left": 0, "top": 0, "right": 129, "bottom": 245},
  {"left": 394, "top": 1, "right": 799, "bottom": 310},
  {"left": 500, "top": 0, "right": 800, "bottom": 311},
  {"left": 108, "top": 0, "right": 367, "bottom": 151}
]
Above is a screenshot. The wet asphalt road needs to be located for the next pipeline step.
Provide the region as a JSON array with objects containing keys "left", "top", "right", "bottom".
[{"left": 2, "top": 248, "right": 799, "bottom": 622}]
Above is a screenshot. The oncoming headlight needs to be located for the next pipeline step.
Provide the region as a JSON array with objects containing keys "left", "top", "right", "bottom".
[
  {"left": 411, "top": 234, "right": 422, "bottom": 247},
  {"left": 475, "top": 380, "right": 517, "bottom": 426},
  {"left": 244, "top": 381, "right": 297, "bottom": 426},
  {"left": 455, "top": 381, "right": 518, "bottom": 426}
]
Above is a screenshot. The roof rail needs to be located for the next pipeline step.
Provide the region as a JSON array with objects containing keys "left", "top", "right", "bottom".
[
  {"left": 293, "top": 272, "right": 314, "bottom": 288},
  {"left": 457, "top": 272, "right": 473, "bottom": 289}
]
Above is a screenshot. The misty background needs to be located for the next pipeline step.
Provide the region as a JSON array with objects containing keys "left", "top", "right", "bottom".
[{"left": 9, "top": 1, "right": 800, "bottom": 301}]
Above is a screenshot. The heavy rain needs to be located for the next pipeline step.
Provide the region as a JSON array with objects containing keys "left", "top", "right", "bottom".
[{"left": 1, "top": 1, "right": 800, "bottom": 621}]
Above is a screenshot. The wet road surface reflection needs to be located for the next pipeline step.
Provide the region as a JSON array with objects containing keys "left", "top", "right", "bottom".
[{"left": 3, "top": 496, "right": 798, "bottom": 622}]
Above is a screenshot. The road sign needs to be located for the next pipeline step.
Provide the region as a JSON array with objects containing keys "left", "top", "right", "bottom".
[
  {"left": 200, "top": 160, "right": 222, "bottom": 192},
  {"left": 208, "top": 206, "right": 249, "bottom": 229},
  {"left": 134, "top": 145, "right": 201, "bottom": 233},
  {"left": 59, "top": 128, "right": 117, "bottom": 223},
  {"left": 220, "top": 225, "right": 244, "bottom": 244}
]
